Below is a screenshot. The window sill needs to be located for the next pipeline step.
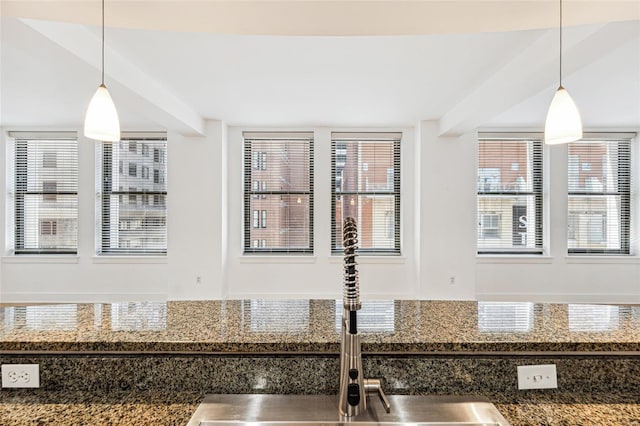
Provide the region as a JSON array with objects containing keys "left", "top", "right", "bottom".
[
  {"left": 476, "top": 255, "right": 553, "bottom": 264},
  {"left": 2, "top": 255, "right": 80, "bottom": 264},
  {"left": 328, "top": 255, "right": 406, "bottom": 264},
  {"left": 92, "top": 256, "right": 168, "bottom": 264},
  {"left": 240, "top": 255, "right": 317, "bottom": 264},
  {"left": 565, "top": 255, "right": 640, "bottom": 264}
]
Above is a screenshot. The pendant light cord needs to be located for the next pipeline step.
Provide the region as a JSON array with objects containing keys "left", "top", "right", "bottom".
[
  {"left": 101, "top": 0, "right": 105, "bottom": 85},
  {"left": 559, "top": 0, "right": 563, "bottom": 87}
]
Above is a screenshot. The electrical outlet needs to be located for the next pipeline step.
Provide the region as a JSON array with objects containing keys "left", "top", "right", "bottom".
[
  {"left": 2, "top": 364, "right": 40, "bottom": 388},
  {"left": 517, "top": 364, "right": 557, "bottom": 390}
]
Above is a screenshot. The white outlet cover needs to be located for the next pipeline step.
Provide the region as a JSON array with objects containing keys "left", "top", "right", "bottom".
[
  {"left": 517, "top": 364, "right": 557, "bottom": 390},
  {"left": 2, "top": 364, "right": 40, "bottom": 388}
]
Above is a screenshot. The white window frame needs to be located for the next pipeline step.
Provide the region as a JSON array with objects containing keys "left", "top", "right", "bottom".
[{"left": 6, "top": 131, "right": 78, "bottom": 255}]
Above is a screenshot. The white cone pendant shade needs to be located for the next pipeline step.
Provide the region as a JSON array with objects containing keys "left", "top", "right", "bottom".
[
  {"left": 84, "top": 84, "right": 120, "bottom": 142},
  {"left": 544, "top": 86, "right": 582, "bottom": 145}
]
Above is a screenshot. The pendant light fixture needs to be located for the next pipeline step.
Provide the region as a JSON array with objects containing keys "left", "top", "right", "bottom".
[
  {"left": 84, "top": 0, "right": 120, "bottom": 142},
  {"left": 544, "top": 0, "right": 582, "bottom": 145}
]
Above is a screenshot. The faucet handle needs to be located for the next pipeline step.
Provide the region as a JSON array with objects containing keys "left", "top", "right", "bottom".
[{"left": 364, "top": 378, "right": 391, "bottom": 413}]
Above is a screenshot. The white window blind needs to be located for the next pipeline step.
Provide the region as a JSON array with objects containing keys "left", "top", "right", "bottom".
[
  {"left": 331, "top": 132, "right": 401, "bottom": 254},
  {"left": 96, "top": 133, "right": 167, "bottom": 255},
  {"left": 7, "top": 132, "right": 78, "bottom": 254},
  {"left": 568, "top": 136, "right": 632, "bottom": 255},
  {"left": 477, "top": 134, "right": 543, "bottom": 254},
  {"left": 243, "top": 132, "right": 313, "bottom": 254}
]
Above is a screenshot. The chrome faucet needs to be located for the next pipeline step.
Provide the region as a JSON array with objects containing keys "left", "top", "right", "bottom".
[{"left": 338, "top": 217, "right": 391, "bottom": 417}]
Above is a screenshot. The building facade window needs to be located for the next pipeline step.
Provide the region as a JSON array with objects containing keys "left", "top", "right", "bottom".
[
  {"left": 42, "top": 151, "right": 57, "bottom": 168},
  {"left": 568, "top": 136, "right": 632, "bottom": 255},
  {"left": 479, "top": 213, "right": 501, "bottom": 240},
  {"left": 477, "top": 133, "right": 543, "bottom": 254},
  {"left": 331, "top": 132, "right": 401, "bottom": 254},
  {"left": 42, "top": 181, "right": 57, "bottom": 202},
  {"left": 40, "top": 220, "right": 57, "bottom": 236},
  {"left": 96, "top": 133, "right": 167, "bottom": 255},
  {"left": 6, "top": 132, "right": 78, "bottom": 254},
  {"left": 252, "top": 151, "right": 268, "bottom": 170},
  {"left": 243, "top": 132, "right": 313, "bottom": 254}
]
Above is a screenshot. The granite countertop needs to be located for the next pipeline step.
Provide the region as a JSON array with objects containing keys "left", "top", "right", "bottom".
[
  {"left": 1, "top": 299, "right": 640, "bottom": 353},
  {"left": 2, "top": 300, "right": 639, "bottom": 425},
  {"left": 2, "top": 389, "right": 640, "bottom": 426}
]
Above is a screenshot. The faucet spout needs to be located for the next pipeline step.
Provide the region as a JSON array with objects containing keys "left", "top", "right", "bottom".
[
  {"left": 339, "top": 217, "right": 366, "bottom": 417},
  {"left": 338, "top": 217, "right": 391, "bottom": 417}
]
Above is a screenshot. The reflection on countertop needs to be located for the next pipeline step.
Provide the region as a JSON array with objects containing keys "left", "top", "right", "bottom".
[{"left": 1, "top": 300, "right": 639, "bottom": 352}]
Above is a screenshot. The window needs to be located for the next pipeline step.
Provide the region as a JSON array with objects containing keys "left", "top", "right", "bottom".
[
  {"left": 42, "top": 151, "right": 57, "bottom": 168},
  {"left": 128, "top": 163, "right": 137, "bottom": 177},
  {"left": 477, "top": 133, "right": 543, "bottom": 254},
  {"left": 252, "top": 181, "right": 267, "bottom": 199},
  {"left": 96, "top": 133, "right": 167, "bottom": 255},
  {"left": 40, "top": 220, "right": 57, "bottom": 236},
  {"left": 331, "top": 132, "right": 401, "bottom": 254},
  {"left": 252, "top": 239, "right": 267, "bottom": 248},
  {"left": 6, "top": 132, "right": 78, "bottom": 254},
  {"left": 153, "top": 148, "right": 164, "bottom": 164},
  {"left": 252, "top": 151, "right": 267, "bottom": 170},
  {"left": 42, "top": 181, "right": 57, "bottom": 202},
  {"left": 568, "top": 136, "right": 632, "bottom": 255},
  {"left": 243, "top": 132, "right": 313, "bottom": 254},
  {"left": 479, "top": 213, "right": 501, "bottom": 239},
  {"left": 129, "top": 187, "right": 137, "bottom": 204}
]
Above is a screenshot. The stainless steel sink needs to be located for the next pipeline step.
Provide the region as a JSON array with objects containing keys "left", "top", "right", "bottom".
[{"left": 187, "top": 395, "right": 511, "bottom": 426}]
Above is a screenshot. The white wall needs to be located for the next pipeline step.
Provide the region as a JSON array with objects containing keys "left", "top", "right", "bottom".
[
  {"left": 0, "top": 121, "right": 638, "bottom": 303},
  {"left": 419, "top": 122, "right": 478, "bottom": 300},
  {"left": 167, "top": 121, "right": 228, "bottom": 300}
]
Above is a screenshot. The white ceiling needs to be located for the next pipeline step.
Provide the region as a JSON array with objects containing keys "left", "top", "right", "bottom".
[{"left": 1, "top": 1, "right": 639, "bottom": 135}]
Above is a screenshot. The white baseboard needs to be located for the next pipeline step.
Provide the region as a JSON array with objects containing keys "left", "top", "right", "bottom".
[
  {"left": 476, "top": 292, "right": 640, "bottom": 304},
  {"left": 0, "top": 292, "right": 168, "bottom": 303}
]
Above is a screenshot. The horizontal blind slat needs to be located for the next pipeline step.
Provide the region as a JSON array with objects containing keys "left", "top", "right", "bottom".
[
  {"left": 243, "top": 133, "right": 314, "bottom": 254},
  {"left": 331, "top": 134, "right": 401, "bottom": 254},
  {"left": 9, "top": 135, "right": 79, "bottom": 254},
  {"left": 477, "top": 136, "right": 543, "bottom": 254},
  {"left": 568, "top": 138, "right": 631, "bottom": 255},
  {"left": 97, "top": 134, "right": 168, "bottom": 255}
]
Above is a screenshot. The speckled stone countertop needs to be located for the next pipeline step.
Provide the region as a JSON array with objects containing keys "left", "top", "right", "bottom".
[
  {"left": 2, "top": 300, "right": 640, "bottom": 353},
  {"left": 2, "top": 300, "right": 640, "bottom": 425},
  {"left": 2, "top": 390, "right": 640, "bottom": 426}
]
